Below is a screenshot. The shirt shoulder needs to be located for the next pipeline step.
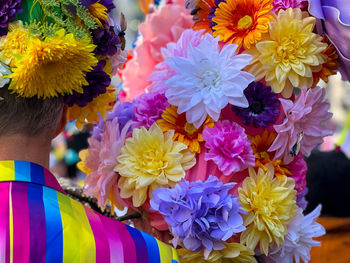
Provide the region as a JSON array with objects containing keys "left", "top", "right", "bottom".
[{"left": 0, "top": 181, "right": 179, "bottom": 263}]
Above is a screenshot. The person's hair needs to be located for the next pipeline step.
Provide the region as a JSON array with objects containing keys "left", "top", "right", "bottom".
[{"left": 0, "top": 88, "right": 64, "bottom": 137}]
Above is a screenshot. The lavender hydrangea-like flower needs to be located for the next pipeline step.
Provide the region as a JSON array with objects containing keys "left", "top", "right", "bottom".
[
  {"left": 0, "top": 0, "right": 23, "bottom": 36},
  {"left": 64, "top": 60, "right": 111, "bottom": 107},
  {"left": 133, "top": 90, "right": 170, "bottom": 129},
  {"left": 151, "top": 175, "right": 246, "bottom": 258},
  {"left": 232, "top": 82, "right": 280, "bottom": 128}
]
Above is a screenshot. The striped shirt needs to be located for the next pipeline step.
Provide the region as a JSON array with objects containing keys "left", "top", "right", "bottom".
[{"left": 0, "top": 160, "right": 179, "bottom": 263}]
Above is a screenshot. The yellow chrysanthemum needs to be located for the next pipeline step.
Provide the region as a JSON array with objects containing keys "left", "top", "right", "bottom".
[
  {"left": 157, "top": 105, "right": 214, "bottom": 154},
  {"left": 67, "top": 86, "right": 116, "bottom": 130},
  {"left": 245, "top": 8, "right": 327, "bottom": 98},
  {"left": 250, "top": 131, "right": 291, "bottom": 180},
  {"left": 88, "top": 3, "right": 109, "bottom": 27},
  {"left": 115, "top": 123, "right": 196, "bottom": 207},
  {"left": 7, "top": 29, "right": 98, "bottom": 98},
  {"left": 238, "top": 167, "right": 298, "bottom": 255},
  {"left": 0, "top": 21, "right": 29, "bottom": 65},
  {"left": 212, "top": 0, "right": 274, "bottom": 49},
  {"left": 178, "top": 243, "right": 257, "bottom": 263}
]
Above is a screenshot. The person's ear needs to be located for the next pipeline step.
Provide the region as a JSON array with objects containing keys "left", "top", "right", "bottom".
[{"left": 54, "top": 105, "right": 67, "bottom": 138}]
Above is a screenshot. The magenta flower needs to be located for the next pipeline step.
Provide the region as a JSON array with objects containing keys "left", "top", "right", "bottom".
[
  {"left": 133, "top": 90, "right": 170, "bottom": 129},
  {"left": 288, "top": 153, "right": 307, "bottom": 194},
  {"left": 269, "top": 86, "right": 333, "bottom": 164},
  {"left": 202, "top": 121, "right": 255, "bottom": 175},
  {"left": 272, "top": 0, "right": 307, "bottom": 11}
]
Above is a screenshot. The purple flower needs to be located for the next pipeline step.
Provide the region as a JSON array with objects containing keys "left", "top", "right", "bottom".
[
  {"left": 64, "top": 60, "right": 111, "bottom": 107},
  {"left": 202, "top": 120, "right": 255, "bottom": 176},
  {"left": 93, "top": 24, "right": 122, "bottom": 57},
  {"left": 0, "top": 0, "right": 23, "bottom": 36},
  {"left": 81, "top": 0, "right": 115, "bottom": 11},
  {"left": 272, "top": 0, "right": 308, "bottom": 11},
  {"left": 91, "top": 101, "right": 135, "bottom": 141},
  {"left": 232, "top": 82, "right": 280, "bottom": 128},
  {"left": 296, "top": 187, "right": 308, "bottom": 210},
  {"left": 133, "top": 90, "right": 170, "bottom": 129},
  {"left": 151, "top": 176, "right": 245, "bottom": 258}
]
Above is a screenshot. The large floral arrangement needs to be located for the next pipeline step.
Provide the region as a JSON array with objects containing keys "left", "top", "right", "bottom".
[
  {"left": 0, "top": 0, "right": 127, "bottom": 129},
  {"left": 79, "top": 0, "right": 343, "bottom": 262}
]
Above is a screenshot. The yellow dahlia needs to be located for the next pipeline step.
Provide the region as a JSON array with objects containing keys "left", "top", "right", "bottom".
[
  {"left": 88, "top": 3, "right": 108, "bottom": 27},
  {"left": 212, "top": 0, "right": 274, "bottom": 49},
  {"left": 115, "top": 123, "right": 196, "bottom": 207},
  {"left": 0, "top": 21, "right": 29, "bottom": 65},
  {"left": 67, "top": 86, "right": 116, "bottom": 130},
  {"left": 238, "top": 167, "right": 297, "bottom": 255},
  {"left": 245, "top": 8, "right": 327, "bottom": 98},
  {"left": 178, "top": 243, "right": 257, "bottom": 263},
  {"left": 157, "top": 105, "right": 214, "bottom": 154},
  {"left": 312, "top": 35, "right": 340, "bottom": 86},
  {"left": 7, "top": 29, "right": 98, "bottom": 98},
  {"left": 250, "top": 131, "right": 291, "bottom": 180}
]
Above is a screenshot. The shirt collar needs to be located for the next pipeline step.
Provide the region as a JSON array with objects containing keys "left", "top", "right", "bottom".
[{"left": 0, "top": 160, "right": 65, "bottom": 193}]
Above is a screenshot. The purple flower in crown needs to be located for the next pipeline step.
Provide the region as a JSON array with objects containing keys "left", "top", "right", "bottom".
[
  {"left": 64, "top": 60, "right": 111, "bottom": 107},
  {"left": 272, "top": 0, "right": 308, "bottom": 11},
  {"left": 0, "top": 0, "right": 23, "bottom": 36},
  {"left": 151, "top": 176, "right": 245, "bottom": 258},
  {"left": 93, "top": 24, "right": 122, "bottom": 57},
  {"left": 133, "top": 90, "right": 170, "bottom": 129},
  {"left": 81, "top": 0, "right": 115, "bottom": 11},
  {"left": 232, "top": 82, "right": 280, "bottom": 128}
]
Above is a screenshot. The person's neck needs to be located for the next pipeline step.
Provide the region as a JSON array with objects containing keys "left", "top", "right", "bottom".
[{"left": 0, "top": 135, "right": 51, "bottom": 169}]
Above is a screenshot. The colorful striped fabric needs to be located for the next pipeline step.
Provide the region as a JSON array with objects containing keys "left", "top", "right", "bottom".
[{"left": 0, "top": 160, "right": 179, "bottom": 263}]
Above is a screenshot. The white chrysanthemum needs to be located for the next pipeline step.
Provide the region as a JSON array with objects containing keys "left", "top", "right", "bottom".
[
  {"left": 0, "top": 62, "right": 11, "bottom": 88},
  {"left": 268, "top": 205, "right": 325, "bottom": 263},
  {"left": 164, "top": 33, "right": 254, "bottom": 128}
]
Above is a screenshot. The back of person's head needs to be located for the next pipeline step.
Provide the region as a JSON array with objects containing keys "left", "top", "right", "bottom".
[{"left": 0, "top": 88, "right": 64, "bottom": 138}]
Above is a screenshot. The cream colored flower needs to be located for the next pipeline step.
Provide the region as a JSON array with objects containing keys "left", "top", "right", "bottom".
[
  {"left": 245, "top": 8, "right": 327, "bottom": 97},
  {"left": 238, "top": 167, "right": 298, "bottom": 255},
  {"left": 178, "top": 242, "right": 257, "bottom": 263},
  {"left": 115, "top": 123, "right": 196, "bottom": 207}
]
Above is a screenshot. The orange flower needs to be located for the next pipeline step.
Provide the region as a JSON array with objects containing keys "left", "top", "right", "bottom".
[
  {"left": 212, "top": 0, "right": 273, "bottom": 49},
  {"left": 312, "top": 35, "right": 340, "bottom": 86},
  {"left": 250, "top": 131, "right": 291, "bottom": 179},
  {"left": 157, "top": 105, "right": 214, "bottom": 154},
  {"left": 193, "top": 0, "right": 216, "bottom": 33}
]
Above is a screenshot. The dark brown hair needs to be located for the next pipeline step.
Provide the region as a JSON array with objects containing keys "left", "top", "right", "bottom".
[{"left": 0, "top": 88, "right": 64, "bottom": 137}]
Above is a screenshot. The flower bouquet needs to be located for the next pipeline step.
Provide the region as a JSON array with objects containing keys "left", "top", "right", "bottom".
[{"left": 79, "top": 0, "right": 343, "bottom": 262}]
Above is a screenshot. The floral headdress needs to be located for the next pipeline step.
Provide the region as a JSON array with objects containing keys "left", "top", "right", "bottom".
[
  {"left": 0, "top": 0, "right": 127, "bottom": 129},
  {"left": 79, "top": 0, "right": 341, "bottom": 262}
]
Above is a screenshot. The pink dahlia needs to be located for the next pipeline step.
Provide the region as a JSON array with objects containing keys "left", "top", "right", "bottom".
[
  {"left": 133, "top": 90, "right": 170, "bottom": 129},
  {"left": 148, "top": 29, "right": 203, "bottom": 92},
  {"left": 269, "top": 86, "right": 333, "bottom": 164},
  {"left": 83, "top": 118, "right": 132, "bottom": 208},
  {"left": 272, "top": 0, "right": 308, "bottom": 11},
  {"left": 121, "top": 0, "right": 193, "bottom": 101},
  {"left": 288, "top": 153, "right": 307, "bottom": 194},
  {"left": 202, "top": 120, "right": 255, "bottom": 175}
]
